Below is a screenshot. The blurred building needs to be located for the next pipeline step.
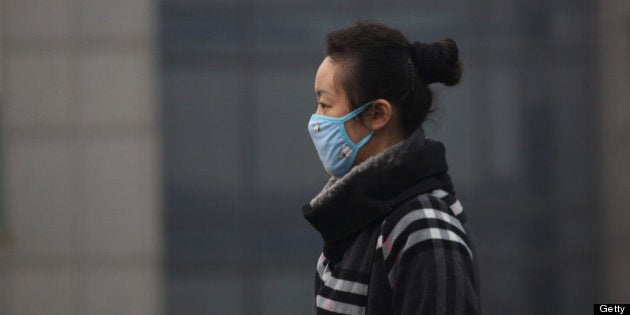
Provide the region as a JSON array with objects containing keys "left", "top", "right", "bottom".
[
  {"left": 0, "top": 0, "right": 162, "bottom": 314},
  {"left": 0, "top": 0, "right": 629, "bottom": 315}
]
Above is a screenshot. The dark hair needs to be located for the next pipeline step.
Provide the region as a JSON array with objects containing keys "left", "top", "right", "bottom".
[{"left": 326, "top": 22, "right": 463, "bottom": 136}]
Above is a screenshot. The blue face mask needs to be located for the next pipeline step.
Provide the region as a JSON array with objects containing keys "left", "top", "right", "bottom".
[{"left": 308, "top": 101, "right": 375, "bottom": 177}]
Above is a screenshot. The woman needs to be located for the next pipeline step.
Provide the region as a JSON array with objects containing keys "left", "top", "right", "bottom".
[{"left": 303, "top": 23, "right": 481, "bottom": 314}]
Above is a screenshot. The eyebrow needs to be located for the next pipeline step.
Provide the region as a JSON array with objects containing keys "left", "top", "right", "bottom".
[{"left": 316, "top": 89, "right": 334, "bottom": 97}]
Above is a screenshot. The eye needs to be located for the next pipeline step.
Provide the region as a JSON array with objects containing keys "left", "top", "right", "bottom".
[{"left": 318, "top": 102, "right": 331, "bottom": 109}]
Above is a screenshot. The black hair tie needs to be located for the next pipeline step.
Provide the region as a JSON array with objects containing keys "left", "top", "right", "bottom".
[{"left": 407, "top": 58, "right": 416, "bottom": 93}]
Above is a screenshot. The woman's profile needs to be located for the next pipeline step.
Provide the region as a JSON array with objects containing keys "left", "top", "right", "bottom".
[{"left": 303, "top": 22, "right": 481, "bottom": 314}]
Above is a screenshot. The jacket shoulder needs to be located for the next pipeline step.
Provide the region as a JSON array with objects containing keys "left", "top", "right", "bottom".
[{"left": 378, "top": 191, "right": 473, "bottom": 261}]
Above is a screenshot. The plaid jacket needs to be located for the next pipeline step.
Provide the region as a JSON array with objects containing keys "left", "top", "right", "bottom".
[
  {"left": 313, "top": 189, "right": 480, "bottom": 315},
  {"left": 304, "top": 130, "right": 481, "bottom": 315}
]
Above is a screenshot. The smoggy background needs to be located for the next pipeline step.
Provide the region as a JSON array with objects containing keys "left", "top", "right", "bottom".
[{"left": 1, "top": 0, "right": 628, "bottom": 314}]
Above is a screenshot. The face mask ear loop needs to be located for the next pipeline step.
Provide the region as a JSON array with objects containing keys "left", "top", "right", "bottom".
[
  {"left": 342, "top": 101, "right": 375, "bottom": 146},
  {"left": 345, "top": 101, "right": 374, "bottom": 121}
]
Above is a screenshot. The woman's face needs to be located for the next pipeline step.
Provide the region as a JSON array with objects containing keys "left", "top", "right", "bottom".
[{"left": 314, "top": 57, "right": 371, "bottom": 143}]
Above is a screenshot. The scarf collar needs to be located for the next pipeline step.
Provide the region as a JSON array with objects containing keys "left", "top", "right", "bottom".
[{"left": 303, "top": 128, "right": 455, "bottom": 261}]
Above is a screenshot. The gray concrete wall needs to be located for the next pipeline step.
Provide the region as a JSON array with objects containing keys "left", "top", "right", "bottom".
[{"left": 0, "top": 0, "right": 163, "bottom": 314}]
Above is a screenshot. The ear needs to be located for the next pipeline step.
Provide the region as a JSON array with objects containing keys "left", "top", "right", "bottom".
[{"left": 362, "top": 99, "right": 393, "bottom": 131}]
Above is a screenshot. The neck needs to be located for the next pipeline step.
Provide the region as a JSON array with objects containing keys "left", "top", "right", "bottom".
[{"left": 354, "top": 128, "right": 406, "bottom": 166}]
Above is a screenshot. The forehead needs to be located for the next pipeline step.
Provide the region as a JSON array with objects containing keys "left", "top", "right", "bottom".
[{"left": 315, "top": 57, "right": 340, "bottom": 96}]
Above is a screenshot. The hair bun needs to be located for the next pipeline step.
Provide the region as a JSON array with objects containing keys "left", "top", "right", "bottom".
[{"left": 410, "top": 39, "right": 462, "bottom": 86}]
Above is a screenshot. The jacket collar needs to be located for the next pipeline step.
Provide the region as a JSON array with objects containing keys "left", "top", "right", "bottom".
[{"left": 303, "top": 128, "right": 454, "bottom": 261}]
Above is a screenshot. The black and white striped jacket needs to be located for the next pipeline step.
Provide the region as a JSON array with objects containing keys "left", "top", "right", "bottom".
[
  {"left": 304, "top": 130, "right": 481, "bottom": 315},
  {"left": 314, "top": 190, "right": 478, "bottom": 314}
]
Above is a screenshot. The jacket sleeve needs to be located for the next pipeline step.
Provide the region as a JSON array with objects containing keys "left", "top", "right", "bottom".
[{"left": 378, "top": 196, "right": 481, "bottom": 315}]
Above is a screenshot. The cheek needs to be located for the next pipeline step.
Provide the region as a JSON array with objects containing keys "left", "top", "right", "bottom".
[
  {"left": 331, "top": 101, "right": 354, "bottom": 117},
  {"left": 344, "top": 119, "right": 366, "bottom": 143}
]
